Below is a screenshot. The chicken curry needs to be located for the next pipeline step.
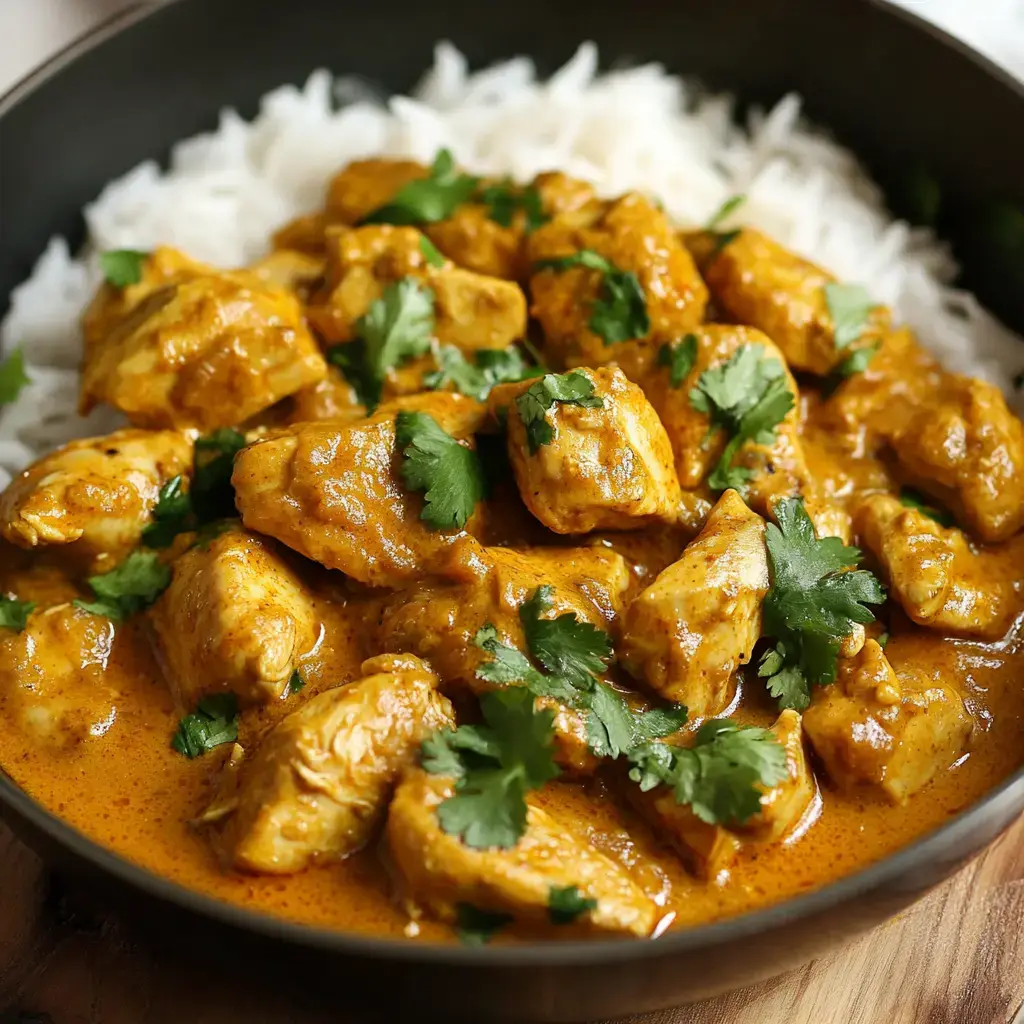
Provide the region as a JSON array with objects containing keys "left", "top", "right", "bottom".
[{"left": 1, "top": 153, "right": 1023, "bottom": 944}]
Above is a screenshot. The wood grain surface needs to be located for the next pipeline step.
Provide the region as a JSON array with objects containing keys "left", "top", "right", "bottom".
[{"left": 1, "top": 815, "right": 1022, "bottom": 1024}]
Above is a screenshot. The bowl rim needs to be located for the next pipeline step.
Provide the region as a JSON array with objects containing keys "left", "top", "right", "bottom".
[{"left": 2, "top": 0, "right": 1024, "bottom": 970}]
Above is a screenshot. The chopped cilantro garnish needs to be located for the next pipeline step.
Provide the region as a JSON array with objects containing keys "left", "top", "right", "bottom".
[
  {"left": 171, "top": 693, "right": 239, "bottom": 758},
  {"left": 287, "top": 670, "right": 305, "bottom": 697},
  {"left": 824, "top": 283, "right": 874, "bottom": 350},
  {"left": 74, "top": 551, "right": 172, "bottom": 622},
  {"left": 0, "top": 348, "right": 30, "bottom": 405},
  {"left": 419, "top": 234, "right": 446, "bottom": 268},
  {"left": 0, "top": 595, "right": 35, "bottom": 632},
  {"left": 424, "top": 345, "right": 539, "bottom": 401},
  {"left": 823, "top": 340, "right": 881, "bottom": 395},
  {"left": 515, "top": 372, "right": 604, "bottom": 454},
  {"left": 689, "top": 346, "right": 794, "bottom": 492},
  {"left": 395, "top": 410, "right": 485, "bottom": 530},
  {"left": 657, "top": 335, "right": 699, "bottom": 388},
  {"left": 100, "top": 249, "right": 147, "bottom": 287},
  {"left": 534, "top": 249, "right": 649, "bottom": 345},
  {"left": 479, "top": 180, "right": 548, "bottom": 233},
  {"left": 361, "top": 149, "right": 479, "bottom": 226},
  {"left": 520, "top": 586, "right": 612, "bottom": 687},
  {"left": 455, "top": 903, "right": 513, "bottom": 945},
  {"left": 548, "top": 885, "right": 598, "bottom": 925},
  {"left": 757, "top": 497, "right": 885, "bottom": 710},
  {"left": 329, "top": 278, "right": 435, "bottom": 411},
  {"left": 899, "top": 488, "right": 955, "bottom": 527},
  {"left": 877, "top": 632, "right": 890, "bottom": 649},
  {"left": 706, "top": 194, "right": 746, "bottom": 230},
  {"left": 141, "top": 475, "right": 192, "bottom": 549},
  {"left": 421, "top": 687, "right": 560, "bottom": 850},
  {"left": 191, "top": 428, "right": 247, "bottom": 522},
  {"left": 627, "top": 719, "right": 788, "bottom": 826}
]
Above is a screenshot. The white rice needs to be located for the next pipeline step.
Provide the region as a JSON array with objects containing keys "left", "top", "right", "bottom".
[{"left": 2, "top": 41, "right": 1022, "bottom": 490}]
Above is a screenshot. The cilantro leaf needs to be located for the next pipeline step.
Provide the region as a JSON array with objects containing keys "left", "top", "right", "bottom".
[
  {"left": 706, "top": 194, "right": 746, "bottom": 230},
  {"left": 0, "top": 595, "right": 35, "bottom": 632},
  {"left": 456, "top": 903, "right": 513, "bottom": 945},
  {"left": 479, "top": 181, "right": 548, "bottom": 232},
  {"left": 519, "top": 585, "right": 612, "bottom": 687},
  {"left": 395, "top": 410, "right": 484, "bottom": 530},
  {"left": 824, "top": 283, "right": 874, "bottom": 350},
  {"left": 74, "top": 551, "right": 172, "bottom": 622},
  {"left": 585, "top": 680, "right": 638, "bottom": 759},
  {"left": 533, "top": 250, "right": 649, "bottom": 345},
  {"left": 361, "top": 149, "right": 479, "bottom": 226},
  {"left": 171, "top": 693, "right": 239, "bottom": 758},
  {"left": 141, "top": 475, "right": 192, "bottom": 548},
  {"left": 515, "top": 372, "right": 604, "bottom": 454},
  {"left": 327, "top": 338, "right": 378, "bottom": 410},
  {"left": 658, "top": 335, "right": 698, "bottom": 388},
  {"left": 192, "top": 429, "right": 247, "bottom": 522},
  {"left": 100, "top": 249, "right": 147, "bottom": 287},
  {"left": 627, "top": 719, "right": 788, "bottom": 826},
  {"left": 823, "top": 340, "right": 881, "bottom": 396},
  {"left": 424, "top": 345, "right": 539, "bottom": 402},
  {"left": 548, "top": 885, "right": 597, "bottom": 925},
  {"left": 631, "top": 704, "right": 688, "bottom": 743},
  {"left": 899, "top": 488, "right": 955, "bottom": 527},
  {"left": 423, "top": 688, "right": 560, "bottom": 850},
  {"left": 758, "top": 497, "right": 886, "bottom": 709},
  {"left": 419, "top": 234, "right": 446, "bottom": 268},
  {"left": 690, "top": 346, "right": 795, "bottom": 493},
  {"left": 0, "top": 348, "right": 30, "bottom": 405},
  {"left": 287, "top": 670, "right": 305, "bottom": 697}
]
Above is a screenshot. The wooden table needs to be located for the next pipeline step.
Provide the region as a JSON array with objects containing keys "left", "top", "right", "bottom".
[{"left": 2, "top": 815, "right": 1022, "bottom": 1024}]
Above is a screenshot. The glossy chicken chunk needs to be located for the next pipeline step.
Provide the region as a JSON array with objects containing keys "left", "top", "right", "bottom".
[
  {"left": 855, "top": 494, "right": 1019, "bottom": 639},
  {"left": 247, "top": 249, "right": 325, "bottom": 302},
  {"left": 528, "top": 193, "right": 707, "bottom": 368},
  {"left": 387, "top": 769, "right": 657, "bottom": 937},
  {"left": 0, "top": 604, "right": 118, "bottom": 749},
  {"left": 81, "top": 258, "right": 326, "bottom": 431},
  {"left": 694, "top": 228, "right": 889, "bottom": 377},
  {"left": 501, "top": 366, "right": 682, "bottom": 534},
  {"left": 232, "top": 392, "right": 486, "bottom": 588},
  {"left": 619, "top": 491, "right": 769, "bottom": 716},
  {"left": 216, "top": 654, "right": 454, "bottom": 874},
  {"left": 803, "top": 640, "right": 973, "bottom": 804},
  {"left": 150, "top": 529, "right": 320, "bottom": 709},
  {"left": 0, "top": 428, "right": 193, "bottom": 570},
  {"left": 888, "top": 375, "right": 1024, "bottom": 543},
  {"left": 618, "top": 325, "right": 811, "bottom": 507},
  {"left": 374, "top": 543, "right": 630, "bottom": 772},
  {"left": 325, "top": 158, "right": 429, "bottom": 225},
  {"left": 634, "top": 711, "right": 815, "bottom": 880},
  {"left": 286, "top": 367, "right": 365, "bottom": 425},
  {"left": 306, "top": 225, "right": 527, "bottom": 351}
]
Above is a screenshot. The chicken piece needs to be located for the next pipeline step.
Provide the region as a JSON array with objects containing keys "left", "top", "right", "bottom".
[
  {"left": 0, "top": 428, "right": 194, "bottom": 570},
  {"left": 373, "top": 543, "right": 630, "bottom": 772},
  {"left": 693, "top": 228, "right": 890, "bottom": 377},
  {"left": 215, "top": 654, "right": 454, "bottom": 874},
  {"left": 272, "top": 211, "right": 333, "bottom": 256},
  {"left": 616, "top": 325, "right": 811, "bottom": 506},
  {"left": 619, "top": 490, "right": 769, "bottom": 716},
  {"left": 286, "top": 366, "right": 365, "bottom": 424},
  {"left": 247, "top": 249, "right": 325, "bottom": 302},
  {"left": 803, "top": 639, "right": 973, "bottom": 803},
  {"left": 632, "top": 711, "right": 815, "bottom": 880},
  {"left": 325, "top": 158, "right": 429, "bottom": 225},
  {"left": 816, "top": 327, "right": 943, "bottom": 455},
  {"left": 232, "top": 392, "right": 486, "bottom": 588},
  {"left": 306, "top": 225, "right": 527, "bottom": 352},
  {"left": 888, "top": 374, "right": 1024, "bottom": 543},
  {"left": 0, "top": 603, "right": 119, "bottom": 749},
  {"left": 854, "top": 494, "right": 1019, "bottom": 639},
  {"left": 528, "top": 193, "right": 708, "bottom": 368},
  {"left": 424, "top": 171, "right": 602, "bottom": 281},
  {"left": 387, "top": 768, "right": 656, "bottom": 937},
  {"left": 501, "top": 366, "right": 681, "bottom": 534},
  {"left": 150, "top": 528, "right": 320, "bottom": 709},
  {"left": 81, "top": 245, "right": 210, "bottom": 355},
  {"left": 80, "top": 257, "right": 327, "bottom": 431}
]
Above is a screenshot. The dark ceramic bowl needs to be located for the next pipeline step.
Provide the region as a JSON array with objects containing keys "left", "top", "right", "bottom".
[{"left": 2, "top": 1, "right": 1023, "bottom": 1020}]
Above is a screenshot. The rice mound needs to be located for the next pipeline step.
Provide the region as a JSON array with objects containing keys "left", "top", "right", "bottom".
[{"left": 2, "top": 41, "right": 1021, "bottom": 489}]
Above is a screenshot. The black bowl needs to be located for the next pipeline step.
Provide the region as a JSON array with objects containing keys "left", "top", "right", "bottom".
[{"left": 2, "top": 1, "right": 1023, "bottom": 1020}]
